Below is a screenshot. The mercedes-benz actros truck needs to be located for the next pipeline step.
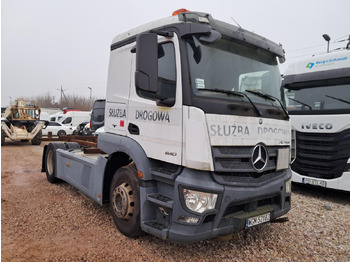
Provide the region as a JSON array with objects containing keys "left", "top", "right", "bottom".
[{"left": 42, "top": 9, "right": 293, "bottom": 242}]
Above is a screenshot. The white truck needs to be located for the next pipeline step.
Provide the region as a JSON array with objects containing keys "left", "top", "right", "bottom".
[
  {"left": 42, "top": 9, "right": 293, "bottom": 242},
  {"left": 282, "top": 47, "right": 350, "bottom": 191}
]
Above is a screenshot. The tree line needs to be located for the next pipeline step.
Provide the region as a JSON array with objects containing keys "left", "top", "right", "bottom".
[{"left": 26, "top": 91, "right": 96, "bottom": 111}]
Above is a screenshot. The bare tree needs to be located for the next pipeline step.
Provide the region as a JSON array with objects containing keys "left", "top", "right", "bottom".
[
  {"left": 63, "top": 94, "right": 95, "bottom": 111},
  {"left": 29, "top": 91, "right": 59, "bottom": 108},
  {"left": 25, "top": 92, "right": 96, "bottom": 111}
]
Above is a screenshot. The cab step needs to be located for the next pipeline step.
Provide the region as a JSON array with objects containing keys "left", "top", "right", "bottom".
[
  {"left": 150, "top": 168, "right": 180, "bottom": 184},
  {"left": 147, "top": 193, "right": 173, "bottom": 209},
  {"left": 142, "top": 220, "right": 170, "bottom": 240}
]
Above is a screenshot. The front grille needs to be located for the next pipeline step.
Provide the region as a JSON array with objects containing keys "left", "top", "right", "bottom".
[
  {"left": 212, "top": 146, "right": 288, "bottom": 172},
  {"left": 292, "top": 129, "right": 350, "bottom": 179},
  {"left": 211, "top": 146, "right": 289, "bottom": 185}
]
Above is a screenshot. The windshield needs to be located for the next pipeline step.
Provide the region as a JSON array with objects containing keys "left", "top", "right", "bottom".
[
  {"left": 92, "top": 108, "right": 105, "bottom": 122},
  {"left": 12, "top": 109, "right": 40, "bottom": 120},
  {"left": 282, "top": 80, "right": 350, "bottom": 114},
  {"left": 185, "top": 35, "right": 283, "bottom": 116}
]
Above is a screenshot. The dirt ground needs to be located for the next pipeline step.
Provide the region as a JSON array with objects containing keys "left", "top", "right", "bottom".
[{"left": 1, "top": 140, "right": 350, "bottom": 261}]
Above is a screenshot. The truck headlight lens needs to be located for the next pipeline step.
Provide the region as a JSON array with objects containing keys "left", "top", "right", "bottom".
[
  {"left": 183, "top": 189, "right": 217, "bottom": 213},
  {"left": 285, "top": 178, "right": 292, "bottom": 194}
]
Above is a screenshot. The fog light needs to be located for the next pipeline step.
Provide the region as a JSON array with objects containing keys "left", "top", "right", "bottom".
[
  {"left": 183, "top": 189, "right": 217, "bottom": 213},
  {"left": 178, "top": 216, "right": 200, "bottom": 224},
  {"left": 285, "top": 178, "right": 292, "bottom": 194}
]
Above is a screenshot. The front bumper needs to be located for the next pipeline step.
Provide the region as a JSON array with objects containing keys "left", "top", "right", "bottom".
[{"left": 141, "top": 167, "right": 292, "bottom": 243}]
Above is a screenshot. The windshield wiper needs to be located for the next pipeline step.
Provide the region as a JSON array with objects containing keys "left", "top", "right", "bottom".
[
  {"left": 325, "top": 95, "right": 350, "bottom": 105},
  {"left": 200, "top": 88, "right": 245, "bottom": 97},
  {"left": 246, "top": 90, "right": 276, "bottom": 101},
  {"left": 246, "top": 90, "right": 289, "bottom": 119},
  {"left": 287, "top": 97, "right": 313, "bottom": 110},
  {"left": 198, "top": 88, "right": 263, "bottom": 116}
]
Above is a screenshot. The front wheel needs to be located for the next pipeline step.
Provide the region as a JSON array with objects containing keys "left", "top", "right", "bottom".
[
  {"left": 57, "top": 130, "right": 66, "bottom": 137},
  {"left": 110, "top": 164, "right": 143, "bottom": 237},
  {"left": 1, "top": 130, "right": 5, "bottom": 146},
  {"left": 31, "top": 131, "right": 42, "bottom": 145}
]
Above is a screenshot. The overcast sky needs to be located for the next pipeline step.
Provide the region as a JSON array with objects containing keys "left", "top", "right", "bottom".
[{"left": 1, "top": 0, "right": 349, "bottom": 107}]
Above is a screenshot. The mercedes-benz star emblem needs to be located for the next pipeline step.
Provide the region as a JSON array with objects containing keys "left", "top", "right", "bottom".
[{"left": 252, "top": 144, "right": 268, "bottom": 172}]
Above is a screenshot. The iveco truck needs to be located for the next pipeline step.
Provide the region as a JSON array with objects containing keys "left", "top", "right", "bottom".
[
  {"left": 42, "top": 9, "right": 293, "bottom": 242},
  {"left": 282, "top": 47, "right": 350, "bottom": 192}
]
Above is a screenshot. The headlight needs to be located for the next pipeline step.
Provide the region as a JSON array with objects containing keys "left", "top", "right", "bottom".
[
  {"left": 285, "top": 178, "right": 292, "bottom": 194},
  {"left": 183, "top": 189, "right": 217, "bottom": 213}
]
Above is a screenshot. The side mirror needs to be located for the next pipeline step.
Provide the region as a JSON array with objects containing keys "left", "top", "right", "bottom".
[
  {"left": 278, "top": 56, "right": 286, "bottom": 64},
  {"left": 135, "top": 33, "right": 158, "bottom": 93},
  {"left": 199, "top": 30, "right": 221, "bottom": 44}
]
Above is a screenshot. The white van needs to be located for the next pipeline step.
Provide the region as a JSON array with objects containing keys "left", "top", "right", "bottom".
[
  {"left": 50, "top": 112, "right": 64, "bottom": 122},
  {"left": 40, "top": 112, "right": 50, "bottom": 121},
  {"left": 58, "top": 111, "right": 90, "bottom": 129}
]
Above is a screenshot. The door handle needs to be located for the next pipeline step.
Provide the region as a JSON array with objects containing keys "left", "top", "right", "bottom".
[{"left": 128, "top": 123, "right": 140, "bottom": 135}]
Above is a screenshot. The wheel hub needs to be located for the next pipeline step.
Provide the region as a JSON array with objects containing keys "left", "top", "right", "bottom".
[{"left": 112, "top": 182, "right": 135, "bottom": 220}]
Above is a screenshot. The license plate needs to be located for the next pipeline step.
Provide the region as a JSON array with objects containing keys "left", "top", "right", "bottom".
[
  {"left": 302, "top": 177, "right": 327, "bottom": 188},
  {"left": 246, "top": 212, "right": 270, "bottom": 228}
]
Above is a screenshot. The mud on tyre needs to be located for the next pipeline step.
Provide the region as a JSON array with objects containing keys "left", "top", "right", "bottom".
[{"left": 110, "top": 164, "right": 143, "bottom": 237}]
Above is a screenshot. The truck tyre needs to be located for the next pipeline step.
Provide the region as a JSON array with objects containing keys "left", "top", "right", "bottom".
[
  {"left": 57, "top": 130, "right": 66, "bottom": 137},
  {"left": 1, "top": 131, "right": 5, "bottom": 146},
  {"left": 110, "top": 164, "right": 143, "bottom": 237},
  {"left": 45, "top": 143, "right": 66, "bottom": 183},
  {"left": 64, "top": 142, "right": 81, "bottom": 151},
  {"left": 31, "top": 131, "right": 42, "bottom": 145}
]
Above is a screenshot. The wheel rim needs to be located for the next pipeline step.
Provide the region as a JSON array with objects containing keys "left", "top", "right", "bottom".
[
  {"left": 58, "top": 131, "right": 65, "bottom": 136},
  {"left": 47, "top": 150, "right": 54, "bottom": 175},
  {"left": 112, "top": 182, "right": 135, "bottom": 220}
]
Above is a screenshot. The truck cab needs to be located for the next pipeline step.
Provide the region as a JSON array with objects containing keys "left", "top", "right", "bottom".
[
  {"left": 43, "top": 10, "right": 293, "bottom": 242},
  {"left": 90, "top": 99, "right": 105, "bottom": 135},
  {"left": 282, "top": 48, "right": 350, "bottom": 191}
]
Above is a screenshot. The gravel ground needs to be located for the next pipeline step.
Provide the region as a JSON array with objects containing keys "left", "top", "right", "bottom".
[{"left": 1, "top": 140, "right": 350, "bottom": 261}]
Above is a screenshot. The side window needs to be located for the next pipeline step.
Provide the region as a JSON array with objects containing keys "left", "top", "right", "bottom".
[
  {"left": 157, "top": 42, "right": 176, "bottom": 99},
  {"left": 48, "top": 122, "right": 60, "bottom": 126},
  {"left": 62, "top": 117, "right": 72, "bottom": 124},
  {"left": 137, "top": 41, "right": 176, "bottom": 101}
]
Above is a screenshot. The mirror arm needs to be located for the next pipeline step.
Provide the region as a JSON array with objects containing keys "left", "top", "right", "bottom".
[{"left": 150, "top": 29, "right": 174, "bottom": 37}]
